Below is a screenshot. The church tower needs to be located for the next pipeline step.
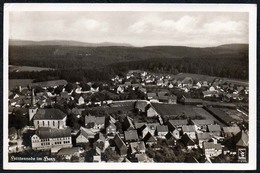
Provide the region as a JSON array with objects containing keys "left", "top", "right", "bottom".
[{"left": 29, "top": 88, "right": 38, "bottom": 122}]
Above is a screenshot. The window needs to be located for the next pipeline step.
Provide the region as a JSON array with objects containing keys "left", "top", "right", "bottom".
[
  {"left": 43, "top": 121, "right": 45, "bottom": 126},
  {"left": 37, "top": 121, "right": 39, "bottom": 125},
  {"left": 48, "top": 121, "right": 50, "bottom": 127},
  {"left": 53, "top": 121, "right": 55, "bottom": 126}
]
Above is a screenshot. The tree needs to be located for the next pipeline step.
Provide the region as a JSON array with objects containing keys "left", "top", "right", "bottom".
[
  {"left": 103, "top": 147, "right": 120, "bottom": 162},
  {"left": 65, "top": 83, "right": 74, "bottom": 93}
]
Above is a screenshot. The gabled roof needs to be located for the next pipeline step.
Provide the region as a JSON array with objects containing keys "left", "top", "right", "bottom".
[
  {"left": 147, "top": 123, "right": 159, "bottom": 131},
  {"left": 181, "top": 133, "right": 195, "bottom": 146},
  {"left": 197, "top": 132, "right": 213, "bottom": 140},
  {"left": 80, "top": 126, "right": 95, "bottom": 138},
  {"left": 208, "top": 124, "right": 221, "bottom": 132},
  {"left": 124, "top": 130, "right": 138, "bottom": 141},
  {"left": 234, "top": 130, "right": 249, "bottom": 147},
  {"left": 203, "top": 142, "right": 222, "bottom": 150},
  {"left": 134, "top": 122, "right": 147, "bottom": 129},
  {"left": 182, "top": 125, "right": 196, "bottom": 132},
  {"left": 222, "top": 126, "right": 241, "bottom": 135},
  {"left": 165, "top": 132, "right": 177, "bottom": 140},
  {"left": 57, "top": 147, "right": 79, "bottom": 156},
  {"left": 124, "top": 116, "right": 135, "bottom": 130},
  {"left": 143, "top": 132, "right": 157, "bottom": 143},
  {"left": 114, "top": 134, "right": 127, "bottom": 150},
  {"left": 33, "top": 108, "right": 67, "bottom": 120},
  {"left": 156, "top": 125, "right": 168, "bottom": 133},
  {"left": 36, "top": 127, "right": 71, "bottom": 139}
]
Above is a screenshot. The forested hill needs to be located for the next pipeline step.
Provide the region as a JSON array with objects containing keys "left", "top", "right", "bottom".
[
  {"left": 9, "top": 42, "right": 248, "bottom": 68},
  {"left": 9, "top": 41, "right": 248, "bottom": 81}
]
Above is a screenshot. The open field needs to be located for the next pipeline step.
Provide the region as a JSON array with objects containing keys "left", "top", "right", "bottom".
[
  {"left": 9, "top": 65, "right": 53, "bottom": 72},
  {"left": 9, "top": 79, "right": 34, "bottom": 90}
]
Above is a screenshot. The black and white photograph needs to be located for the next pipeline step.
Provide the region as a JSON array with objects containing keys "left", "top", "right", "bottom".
[{"left": 3, "top": 3, "right": 257, "bottom": 170}]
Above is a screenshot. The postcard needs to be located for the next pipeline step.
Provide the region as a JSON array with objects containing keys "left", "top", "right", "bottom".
[{"left": 3, "top": 3, "right": 257, "bottom": 170}]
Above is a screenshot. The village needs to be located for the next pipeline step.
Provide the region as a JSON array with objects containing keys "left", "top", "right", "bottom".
[{"left": 8, "top": 70, "right": 249, "bottom": 163}]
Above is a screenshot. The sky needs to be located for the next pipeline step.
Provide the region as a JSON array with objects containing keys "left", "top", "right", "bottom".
[{"left": 9, "top": 11, "right": 248, "bottom": 47}]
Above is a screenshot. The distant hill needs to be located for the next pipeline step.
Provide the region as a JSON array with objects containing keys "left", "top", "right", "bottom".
[{"left": 9, "top": 39, "right": 133, "bottom": 47}]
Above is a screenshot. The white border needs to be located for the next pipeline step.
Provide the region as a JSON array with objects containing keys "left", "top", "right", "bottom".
[{"left": 3, "top": 3, "right": 257, "bottom": 170}]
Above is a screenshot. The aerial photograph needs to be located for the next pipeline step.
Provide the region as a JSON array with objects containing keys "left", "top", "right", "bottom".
[{"left": 7, "top": 6, "right": 251, "bottom": 166}]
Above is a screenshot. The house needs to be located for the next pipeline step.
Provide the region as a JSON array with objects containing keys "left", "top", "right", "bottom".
[
  {"left": 57, "top": 147, "right": 80, "bottom": 160},
  {"left": 85, "top": 115, "right": 105, "bottom": 130},
  {"left": 222, "top": 126, "right": 241, "bottom": 137},
  {"left": 196, "top": 132, "right": 214, "bottom": 148},
  {"left": 156, "top": 125, "right": 168, "bottom": 138},
  {"left": 77, "top": 96, "right": 85, "bottom": 105},
  {"left": 146, "top": 123, "right": 159, "bottom": 135},
  {"left": 106, "top": 121, "right": 117, "bottom": 137},
  {"left": 129, "top": 141, "right": 146, "bottom": 154},
  {"left": 207, "top": 124, "right": 221, "bottom": 136},
  {"left": 234, "top": 131, "right": 248, "bottom": 162},
  {"left": 123, "top": 116, "right": 135, "bottom": 131},
  {"left": 136, "top": 153, "right": 150, "bottom": 163},
  {"left": 167, "top": 119, "right": 188, "bottom": 131},
  {"left": 165, "top": 132, "right": 177, "bottom": 146},
  {"left": 124, "top": 130, "right": 139, "bottom": 143},
  {"left": 33, "top": 108, "right": 67, "bottom": 129},
  {"left": 31, "top": 127, "right": 72, "bottom": 150},
  {"left": 76, "top": 127, "right": 95, "bottom": 144},
  {"left": 191, "top": 119, "right": 214, "bottom": 132},
  {"left": 203, "top": 142, "right": 222, "bottom": 158},
  {"left": 117, "top": 85, "right": 124, "bottom": 94},
  {"left": 137, "top": 124, "right": 150, "bottom": 138},
  {"left": 113, "top": 134, "right": 128, "bottom": 156},
  {"left": 182, "top": 125, "right": 196, "bottom": 139},
  {"left": 181, "top": 133, "right": 197, "bottom": 149},
  {"left": 139, "top": 87, "right": 147, "bottom": 94},
  {"left": 143, "top": 132, "right": 157, "bottom": 146}
]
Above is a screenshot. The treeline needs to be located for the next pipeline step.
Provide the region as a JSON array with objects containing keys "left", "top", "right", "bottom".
[
  {"left": 9, "top": 68, "right": 114, "bottom": 83},
  {"left": 110, "top": 57, "right": 248, "bottom": 80}
]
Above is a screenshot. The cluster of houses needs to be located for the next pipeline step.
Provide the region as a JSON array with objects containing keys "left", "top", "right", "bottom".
[{"left": 8, "top": 70, "right": 249, "bottom": 163}]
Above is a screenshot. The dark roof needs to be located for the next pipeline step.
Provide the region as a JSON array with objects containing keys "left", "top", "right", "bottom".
[
  {"left": 134, "top": 122, "right": 147, "bottom": 129},
  {"left": 57, "top": 147, "right": 79, "bottom": 156},
  {"left": 36, "top": 127, "right": 71, "bottom": 139},
  {"left": 143, "top": 132, "right": 157, "bottom": 143},
  {"left": 34, "top": 108, "right": 67, "bottom": 120},
  {"left": 181, "top": 133, "right": 195, "bottom": 146},
  {"left": 114, "top": 134, "right": 127, "bottom": 150},
  {"left": 124, "top": 130, "right": 138, "bottom": 141},
  {"left": 165, "top": 132, "right": 177, "bottom": 140},
  {"left": 156, "top": 125, "right": 168, "bottom": 133},
  {"left": 206, "top": 107, "right": 233, "bottom": 123},
  {"left": 208, "top": 124, "right": 221, "bottom": 132},
  {"left": 124, "top": 116, "right": 135, "bottom": 130},
  {"left": 234, "top": 130, "right": 248, "bottom": 147},
  {"left": 151, "top": 103, "right": 197, "bottom": 117}
]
